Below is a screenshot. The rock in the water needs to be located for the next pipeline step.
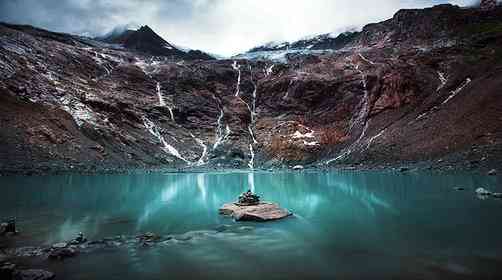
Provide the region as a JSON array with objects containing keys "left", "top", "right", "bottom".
[
  {"left": 454, "top": 187, "right": 465, "bottom": 191},
  {"left": 488, "top": 169, "right": 497, "bottom": 176},
  {"left": 219, "top": 202, "right": 292, "bottom": 222},
  {"left": 13, "top": 269, "right": 55, "bottom": 280},
  {"left": 475, "top": 187, "right": 491, "bottom": 196},
  {"left": 292, "top": 165, "right": 304, "bottom": 171}
]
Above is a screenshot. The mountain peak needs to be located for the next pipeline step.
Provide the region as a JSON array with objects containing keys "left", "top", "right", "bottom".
[{"left": 98, "top": 25, "right": 214, "bottom": 60}]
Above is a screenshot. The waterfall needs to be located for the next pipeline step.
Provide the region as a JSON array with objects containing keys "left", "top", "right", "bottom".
[
  {"left": 358, "top": 53, "right": 375, "bottom": 65},
  {"left": 190, "top": 133, "right": 208, "bottom": 166},
  {"left": 142, "top": 116, "right": 189, "bottom": 163},
  {"left": 437, "top": 71, "right": 448, "bottom": 92},
  {"left": 248, "top": 144, "right": 255, "bottom": 169},
  {"left": 232, "top": 61, "right": 241, "bottom": 97},
  {"left": 265, "top": 64, "right": 274, "bottom": 76},
  {"left": 213, "top": 109, "right": 231, "bottom": 149},
  {"left": 327, "top": 55, "right": 371, "bottom": 164},
  {"left": 156, "top": 82, "right": 166, "bottom": 106},
  {"left": 442, "top": 78, "right": 472, "bottom": 105},
  {"left": 157, "top": 82, "right": 175, "bottom": 122}
]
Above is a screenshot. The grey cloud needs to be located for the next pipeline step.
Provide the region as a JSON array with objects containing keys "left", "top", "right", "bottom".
[{"left": 0, "top": 0, "right": 492, "bottom": 56}]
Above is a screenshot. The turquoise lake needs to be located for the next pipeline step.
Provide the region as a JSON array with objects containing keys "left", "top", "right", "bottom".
[{"left": 1, "top": 170, "right": 502, "bottom": 279}]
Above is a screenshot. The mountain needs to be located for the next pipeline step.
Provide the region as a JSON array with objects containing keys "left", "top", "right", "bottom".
[
  {"left": 99, "top": 25, "right": 214, "bottom": 60},
  {"left": 1, "top": 3, "right": 502, "bottom": 174},
  {"left": 248, "top": 31, "right": 359, "bottom": 53}
]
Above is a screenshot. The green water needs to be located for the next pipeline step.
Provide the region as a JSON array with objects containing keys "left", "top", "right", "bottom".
[{"left": 1, "top": 170, "right": 501, "bottom": 279}]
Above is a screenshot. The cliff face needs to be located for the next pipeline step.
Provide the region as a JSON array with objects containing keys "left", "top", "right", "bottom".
[{"left": 1, "top": 4, "right": 502, "bottom": 173}]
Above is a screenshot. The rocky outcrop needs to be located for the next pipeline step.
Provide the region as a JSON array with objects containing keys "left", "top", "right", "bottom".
[
  {"left": 219, "top": 202, "right": 292, "bottom": 221},
  {"left": 1, "top": 4, "right": 502, "bottom": 173}
]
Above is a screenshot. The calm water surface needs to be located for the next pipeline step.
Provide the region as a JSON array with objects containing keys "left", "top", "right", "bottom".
[{"left": 1, "top": 170, "right": 502, "bottom": 279}]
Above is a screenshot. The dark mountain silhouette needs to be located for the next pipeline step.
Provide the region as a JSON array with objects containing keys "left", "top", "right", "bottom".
[{"left": 100, "top": 25, "right": 214, "bottom": 60}]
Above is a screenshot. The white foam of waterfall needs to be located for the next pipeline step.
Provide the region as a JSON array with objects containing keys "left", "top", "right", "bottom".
[
  {"left": 365, "top": 128, "right": 386, "bottom": 149},
  {"left": 248, "top": 65, "right": 259, "bottom": 144},
  {"left": 441, "top": 78, "right": 471, "bottom": 105},
  {"left": 190, "top": 133, "right": 208, "bottom": 166},
  {"left": 248, "top": 126, "right": 258, "bottom": 144},
  {"left": 213, "top": 109, "right": 225, "bottom": 149},
  {"left": 358, "top": 53, "right": 375, "bottom": 65},
  {"left": 232, "top": 61, "right": 242, "bottom": 97},
  {"left": 156, "top": 82, "right": 166, "bottom": 106},
  {"left": 213, "top": 109, "right": 232, "bottom": 150},
  {"left": 437, "top": 71, "right": 448, "bottom": 92},
  {"left": 142, "top": 116, "right": 189, "bottom": 163},
  {"left": 156, "top": 82, "right": 174, "bottom": 121},
  {"left": 265, "top": 64, "right": 275, "bottom": 76}
]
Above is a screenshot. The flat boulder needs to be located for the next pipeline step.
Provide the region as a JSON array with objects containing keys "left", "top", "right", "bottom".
[{"left": 219, "top": 202, "right": 292, "bottom": 222}]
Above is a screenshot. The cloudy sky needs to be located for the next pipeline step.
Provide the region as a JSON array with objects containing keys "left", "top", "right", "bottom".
[{"left": 0, "top": 0, "right": 485, "bottom": 56}]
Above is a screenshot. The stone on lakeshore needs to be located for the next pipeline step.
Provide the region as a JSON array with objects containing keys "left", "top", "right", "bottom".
[
  {"left": 219, "top": 202, "right": 292, "bottom": 222},
  {"left": 488, "top": 169, "right": 497, "bottom": 176}
]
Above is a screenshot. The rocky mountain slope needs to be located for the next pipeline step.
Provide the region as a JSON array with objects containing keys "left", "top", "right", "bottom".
[{"left": 1, "top": 4, "right": 501, "bottom": 174}]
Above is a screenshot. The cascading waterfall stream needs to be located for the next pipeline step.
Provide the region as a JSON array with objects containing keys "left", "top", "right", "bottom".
[
  {"left": 248, "top": 144, "right": 255, "bottom": 169},
  {"left": 213, "top": 108, "right": 231, "bottom": 150},
  {"left": 142, "top": 116, "right": 190, "bottom": 163},
  {"left": 442, "top": 78, "right": 471, "bottom": 105},
  {"left": 327, "top": 54, "right": 372, "bottom": 164},
  {"left": 415, "top": 77, "right": 472, "bottom": 122},
  {"left": 156, "top": 82, "right": 166, "bottom": 106},
  {"left": 155, "top": 82, "right": 175, "bottom": 121},
  {"left": 190, "top": 133, "right": 208, "bottom": 166},
  {"left": 232, "top": 61, "right": 242, "bottom": 97},
  {"left": 136, "top": 59, "right": 175, "bottom": 122},
  {"left": 437, "top": 71, "right": 448, "bottom": 92}
]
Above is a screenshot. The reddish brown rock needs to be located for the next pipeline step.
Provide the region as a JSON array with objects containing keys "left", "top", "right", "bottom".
[{"left": 219, "top": 202, "right": 292, "bottom": 222}]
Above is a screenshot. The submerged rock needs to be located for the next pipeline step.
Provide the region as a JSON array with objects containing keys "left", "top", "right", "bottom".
[
  {"left": 219, "top": 202, "right": 292, "bottom": 222},
  {"left": 475, "top": 187, "right": 492, "bottom": 196},
  {"left": 488, "top": 169, "right": 497, "bottom": 176}
]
